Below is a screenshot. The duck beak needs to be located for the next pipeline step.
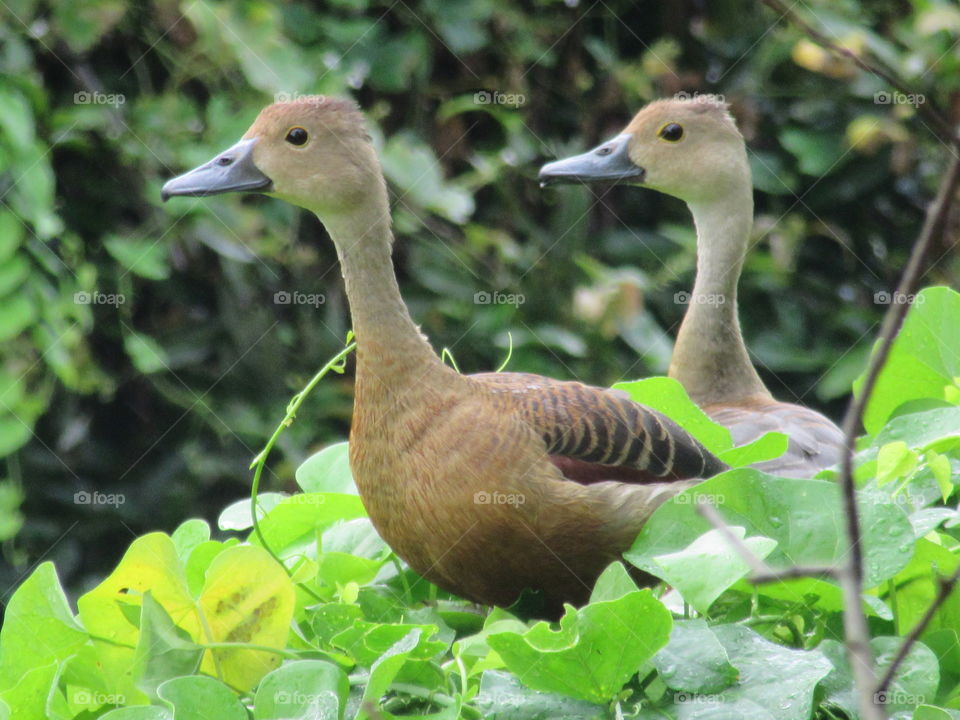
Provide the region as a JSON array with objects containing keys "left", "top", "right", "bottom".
[
  {"left": 538, "top": 133, "right": 644, "bottom": 187},
  {"left": 161, "top": 138, "right": 272, "bottom": 201}
]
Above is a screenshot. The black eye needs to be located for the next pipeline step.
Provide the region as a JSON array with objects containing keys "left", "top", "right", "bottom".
[
  {"left": 659, "top": 123, "right": 684, "bottom": 142},
  {"left": 285, "top": 127, "right": 308, "bottom": 146}
]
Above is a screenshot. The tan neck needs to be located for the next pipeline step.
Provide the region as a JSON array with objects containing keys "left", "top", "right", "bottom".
[
  {"left": 668, "top": 186, "right": 771, "bottom": 406},
  {"left": 319, "top": 184, "right": 446, "bottom": 385}
]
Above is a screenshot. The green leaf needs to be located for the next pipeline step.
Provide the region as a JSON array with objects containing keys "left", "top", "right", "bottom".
[
  {"left": 77, "top": 533, "right": 197, "bottom": 704},
  {"left": 123, "top": 332, "right": 169, "bottom": 374},
  {"left": 0, "top": 662, "right": 61, "bottom": 720},
  {"left": 171, "top": 519, "right": 211, "bottom": 560},
  {"left": 488, "top": 580, "right": 671, "bottom": 703},
  {"left": 652, "top": 619, "right": 738, "bottom": 694},
  {"left": 626, "top": 470, "right": 914, "bottom": 608},
  {"left": 877, "top": 440, "right": 919, "bottom": 485},
  {"left": 295, "top": 441, "right": 358, "bottom": 495},
  {"left": 651, "top": 527, "right": 777, "bottom": 613},
  {"left": 218, "top": 492, "right": 287, "bottom": 531},
  {"left": 779, "top": 127, "right": 846, "bottom": 176},
  {"left": 183, "top": 1, "right": 312, "bottom": 94},
  {"left": 196, "top": 545, "right": 296, "bottom": 691},
  {"left": 0, "top": 563, "right": 87, "bottom": 692},
  {"left": 928, "top": 450, "right": 954, "bottom": 501},
  {"left": 658, "top": 624, "right": 832, "bottom": 719},
  {"left": 331, "top": 621, "right": 446, "bottom": 667},
  {"left": 0, "top": 253, "right": 30, "bottom": 297},
  {"left": 614, "top": 377, "right": 731, "bottom": 452},
  {"left": 0, "top": 87, "right": 35, "bottom": 147},
  {"left": 473, "top": 670, "right": 606, "bottom": 720},
  {"left": 356, "top": 629, "right": 422, "bottom": 720},
  {"left": 858, "top": 286, "right": 960, "bottom": 435},
  {"left": 915, "top": 707, "right": 957, "bottom": 720},
  {"left": 613, "top": 377, "right": 787, "bottom": 466},
  {"left": 104, "top": 236, "right": 170, "bottom": 281},
  {"left": 888, "top": 538, "right": 960, "bottom": 639},
  {"left": 249, "top": 494, "right": 367, "bottom": 557},
  {"left": 380, "top": 133, "right": 474, "bottom": 223},
  {"left": 100, "top": 707, "right": 172, "bottom": 720},
  {"left": 253, "top": 660, "right": 349, "bottom": 720},
  {"left": 823, "top": 636, "right": 939, "bottom": 714},
  {"left": 588, "top": 561, "right": 640, "bottom": 603},
  {"left": 873, "top": 406, "right": 960, "bottom": 455},
  {"left": 157, "top": 676, "right": 246, "bottom": 720},
  {"left": 132, "top": 593, "right": 203, "bottom": 699},
  {"left": 52, "top": 0, "right": 126, "bottom": 53},
  {"left": 717, "top": 430, "right": 790, "bottom": 467},
  {"left": 0, "top": 293, "right": 35, "bottom": 341}
]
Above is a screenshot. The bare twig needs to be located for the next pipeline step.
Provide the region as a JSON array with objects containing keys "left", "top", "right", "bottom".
[
  {"left": 750, "top": 565, "right": 837, "bottom": 584},
  {"left": 875, "top": 564, "right": 960, "bottom": 696},
  {"left": 696, "top": 502, "right": 837, "bottom": 583},
  {"left": 834, "top": 134, "right": 960, "bottom": 720},
  {"left": 759, "top": 0, "right": 955, "bottom": 142},
  {"left": 754, "top": 5, "right": 960, "bottom": 718}
]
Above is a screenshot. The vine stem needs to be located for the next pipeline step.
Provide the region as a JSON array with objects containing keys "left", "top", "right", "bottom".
[{"left": 249, "top": 338, "right": 357, "bottom": 592}]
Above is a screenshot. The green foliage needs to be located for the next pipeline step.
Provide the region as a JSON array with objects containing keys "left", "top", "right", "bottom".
[
  {"left": 5, "top": 0, "right": 958, "bottom": 601},
  {"left": 3, "top": 285, "right": 960, "bottom": 718},
  {"left": 3, "top": 0, "right": 960, "bottom": 717}
]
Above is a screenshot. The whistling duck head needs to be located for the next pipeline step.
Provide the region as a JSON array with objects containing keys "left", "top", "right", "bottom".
[
  {"left": 162, "top": 96, "right": 380, "bottom": 217},
  {"left": 539, "top": 95, "right": 749, "bottom": 203}
]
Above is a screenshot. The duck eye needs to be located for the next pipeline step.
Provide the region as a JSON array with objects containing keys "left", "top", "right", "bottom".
[
  {"left": 285, "top": 127, "right": 309, "bottom": 146},
  {"left": 658, "top": 123, "right": 684, "bottom": 142}
]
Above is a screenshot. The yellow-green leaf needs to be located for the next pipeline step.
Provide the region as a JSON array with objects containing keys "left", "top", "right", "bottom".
[{"left": 197, "top": 545, "right": 295, "bottom": 691}]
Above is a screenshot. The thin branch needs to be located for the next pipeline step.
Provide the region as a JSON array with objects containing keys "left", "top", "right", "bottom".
[
  {"left": 696, "top": 502, "right": 837, "bottom": 583},
  {"left": 836, "top": 129, "right": 960, "bottom": 720},
  {"left": 875, "top": 564, "right": 960, "bottom": 695},
  {"left": 759, "top": 4, "right": 960, "bottom": 716},
  {"left": 750, "top": 565, "right": 837, "bottom": 584},
  {"left": 759, "top": 0, "right": 955, "bottom": 142}
]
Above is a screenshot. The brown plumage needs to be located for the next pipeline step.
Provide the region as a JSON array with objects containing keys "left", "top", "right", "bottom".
[
  {"left": 540, "top": 96, "right": 844, "bottom": 477},
  {"left": 162, "top": 97, "right": 725, "bottom": 614}
]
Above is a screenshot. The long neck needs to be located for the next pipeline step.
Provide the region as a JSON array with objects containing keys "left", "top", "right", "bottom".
[
  {"left": 321, "top": 189, "right": 445, "bottom": 384},
  {"left": 668, "top": 186, "right": 771, "bottom": 405}
]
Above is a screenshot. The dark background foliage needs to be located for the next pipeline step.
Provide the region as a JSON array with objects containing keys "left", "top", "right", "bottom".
[{"left": 1, "top": 0, "right": 957, "bottom": 599}]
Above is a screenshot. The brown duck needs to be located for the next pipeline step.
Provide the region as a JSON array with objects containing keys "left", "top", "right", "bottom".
[
  {"left": 540, "top": 97, "right": 844, "bottom": 478},
  {"left": 162, "top": 98, "right": 725, "bottom": 613}
]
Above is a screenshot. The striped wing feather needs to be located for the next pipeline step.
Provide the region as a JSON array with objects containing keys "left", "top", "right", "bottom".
[{"left": 472, "top": 372, "right": 726, "bottom": 482}]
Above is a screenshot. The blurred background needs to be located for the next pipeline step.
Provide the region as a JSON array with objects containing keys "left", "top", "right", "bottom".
[{"left": 0, "top": 0, "right": 957, "bottom": 599}]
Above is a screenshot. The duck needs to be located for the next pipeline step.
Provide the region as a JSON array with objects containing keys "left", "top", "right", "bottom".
[
  {"left": 538, "top": 96, "right": 844, "bottom": 478},
  {"left": 161, "top": 97, "right": 727, "bottom": 614}
]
